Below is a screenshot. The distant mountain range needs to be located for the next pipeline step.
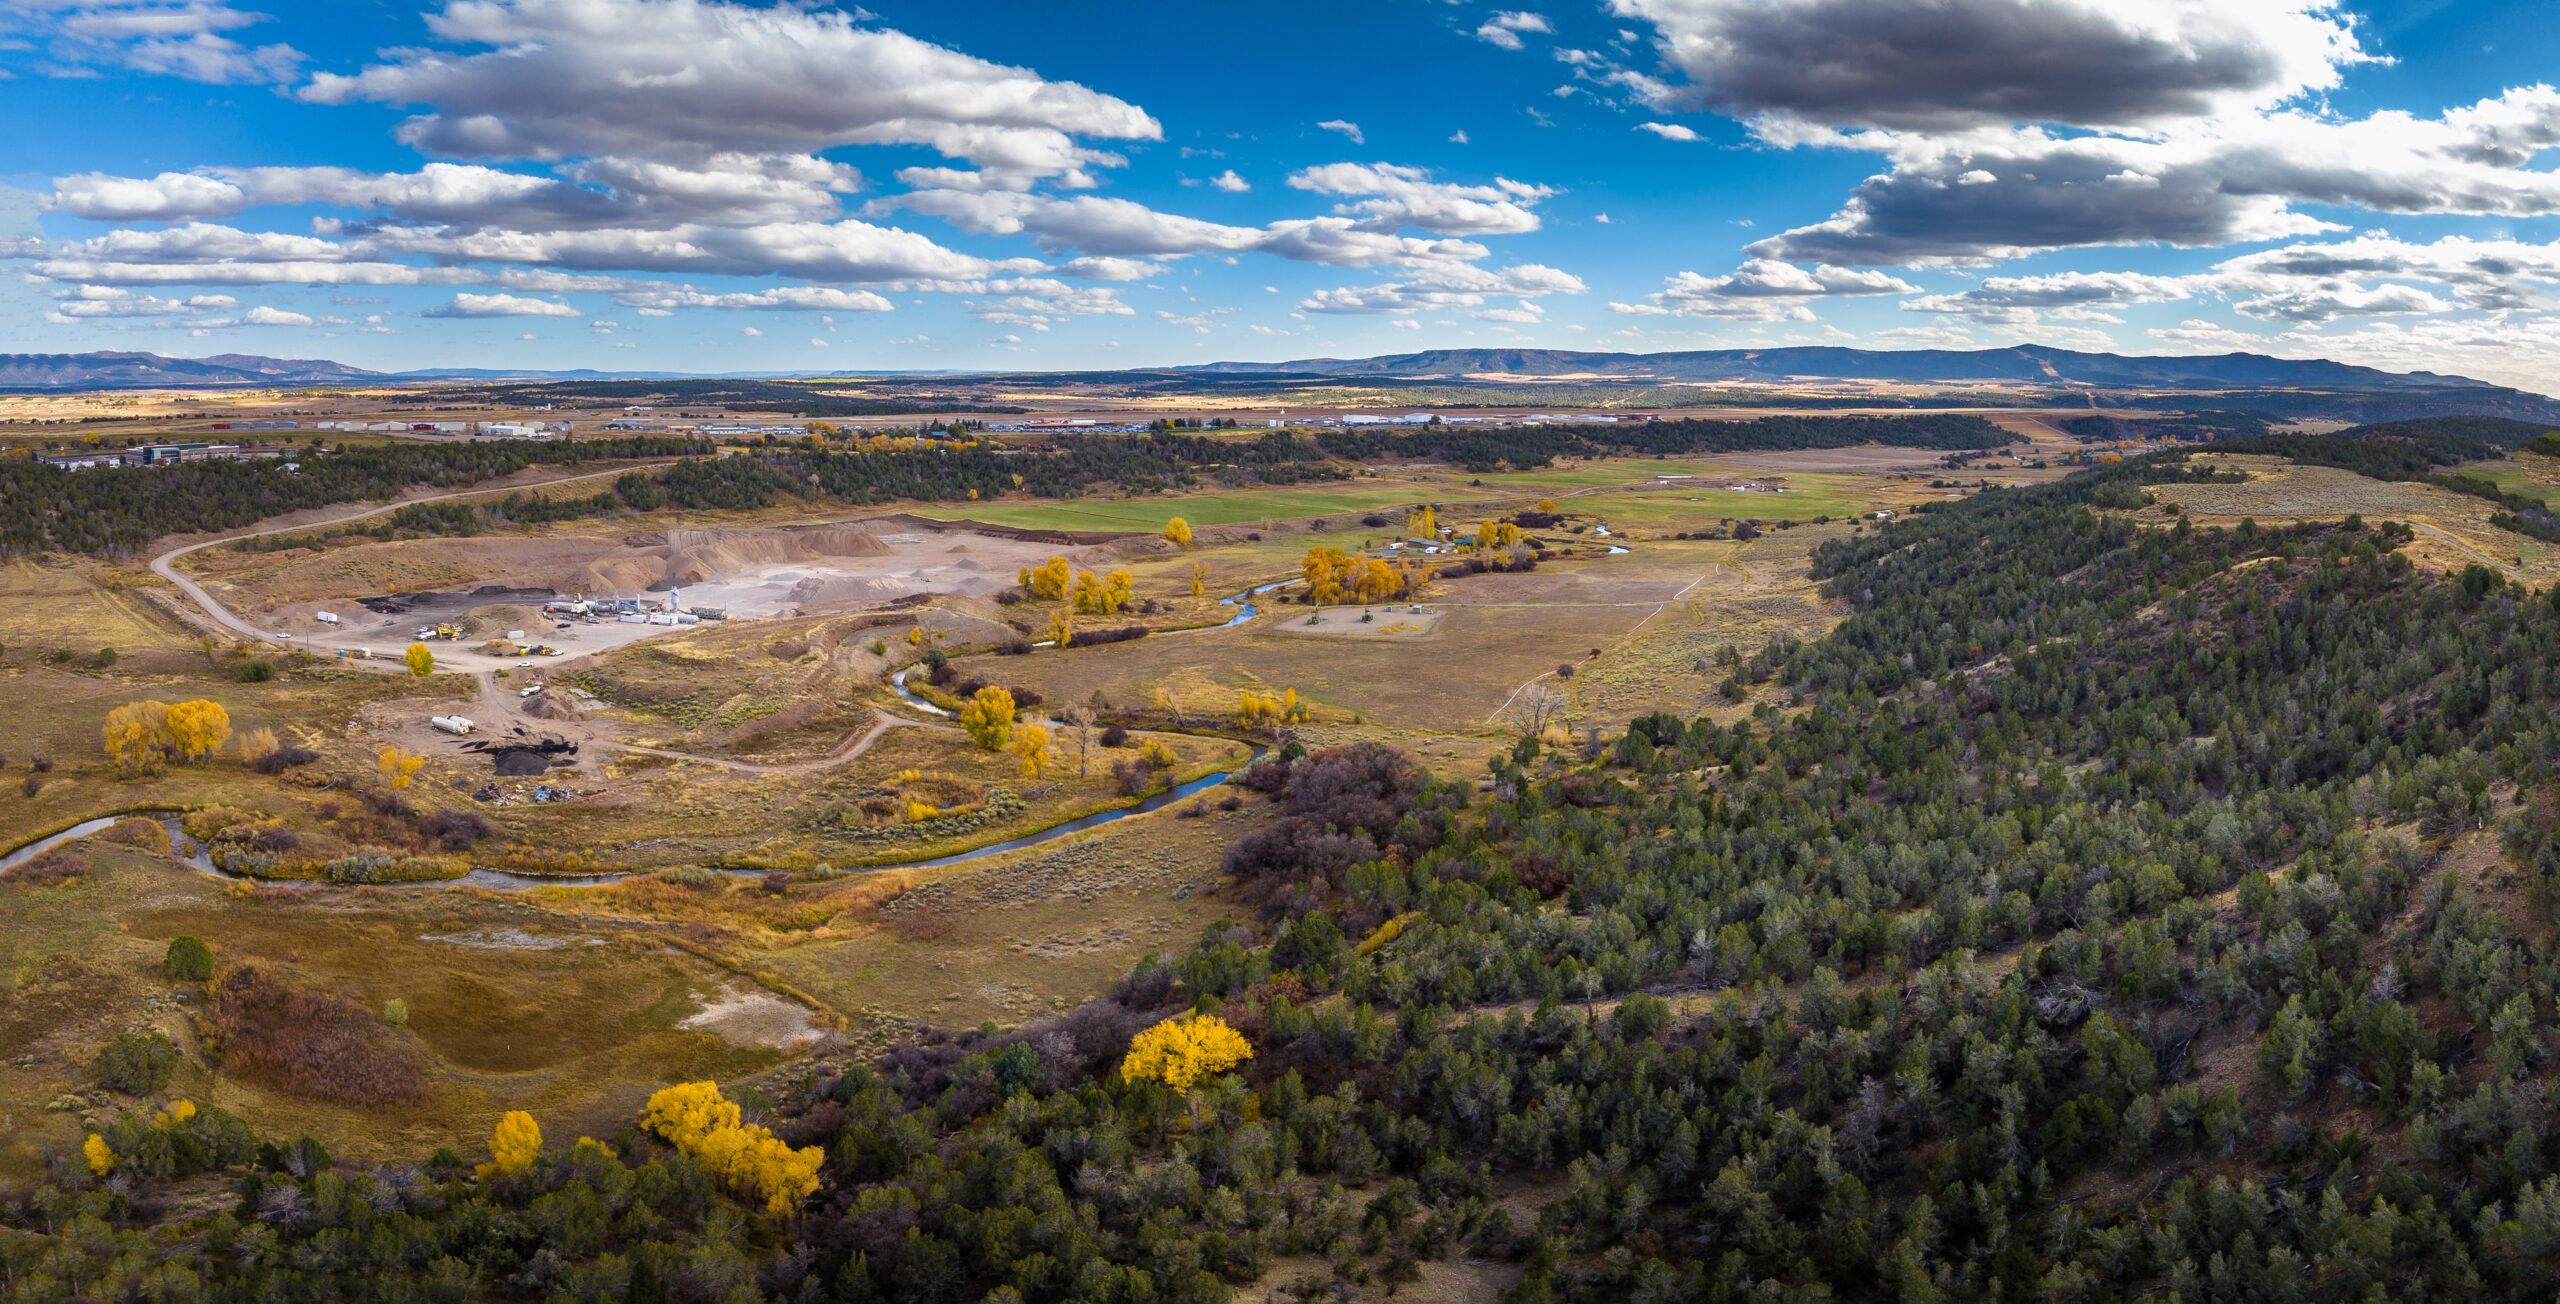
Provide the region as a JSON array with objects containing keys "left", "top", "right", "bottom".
[
  {"left": 3, "top": 346, "right": 2551, "bottom": 429},
  {"left": 1177, "top": 344, "right": 2502, "bottom": 390},
  {"left": 0, "top": 351, "right": 717, "bottom": 388},
  {"left": 0, "top": 351, "right": 386, "bottom": 389}
]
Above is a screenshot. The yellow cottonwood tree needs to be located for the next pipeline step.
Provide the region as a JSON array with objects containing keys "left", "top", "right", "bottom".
[
  {"left": 84, "top": 1134, "right": 115, "bottom": 1176},
  {"left": 958, "top": 686, "right": 1016, "bottom": 750},
  {"left": 1020, "top": 556, "right": 1072, "bottom": 600},
  {"left": 641, "top": 1082, "right": 822, "bottom": 1215},
  {"left": 1164, "top": 516, "right": 1192, "bottom": 547},
  {"left": 377, "top": 743, "right": 425, "bottom": 789},
  {"left": 1120, "top": 1014, "right": 1253, "bottom": 1094},
  {"left": 1008, "top": 723, "right": 1053, "bottom": 778},
  {"left": 1348, "top": 558, "right": 1397, "bottom": 604},
  {"left": 102, "top": 700, "right": 174, "bottom": 777},
  {"left": 405, "top": 642, "right": 434, "bottom": 677},
  {"left": 1189, "top": 561, "right": 1209, "bottom": 597},
  {"left": 1048, "top": 608, "right": 1073, "bottom": 647},
  {"left": 490, "top": 1110, "right": 542, "bottom": 1175},
  {"left": 166, "top": 699, "right": 232, "bottom": 766},
  {"left": 1301, "top": 546, "right": 1350, "bottom": 605}
]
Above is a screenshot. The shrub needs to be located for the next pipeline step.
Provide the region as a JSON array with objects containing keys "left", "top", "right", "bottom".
[
  {"left": 236, "top": 659, "right": 275, "bottom": 683},
  {"left": 1112, "top": 758, "right": 1155, "bottom": 797},
  {"left": 1557, "top": 663, "right": 1576, "bottom": 678},
  {"left": 418, "top": 808, "right": 494, "bottom": 852},
  {"left": 8, "top": 847, "right": 80, "bottom": 886},
  {"left": 1071, "top": 625, "right": 1150, "bottom": 648},
  {"left": 30, "top": 756, "right": 52, "bottom": 772},
  {"left": 211, "top": 966, "right": 424, "bottom": 1105},
  {"left": 104, "top": 818, "right": 170, "bottom": 853},
  {"left": 1101, "top": 724, "right": 1131, "bottom": 747},
  {"left": 163, "top": 935, "right": 213, "bottom": 981},
  {"left": 95, "top": 1029, "right": 179, "bottom": 1095},
  {"left": 251, "top": 744, "right": 318, "bottom": 774},
  {"left": 323, "top": 848, "right": 396, "bottom": 884},
  {"left": 383, "top": 998, "right": 408, "bottom": 1026},
  {"left": 19, "top": 775, "right": 39, "bottom": 798},
  {"left": 87, "top": 647, "right": 117, "bottom": 670}
]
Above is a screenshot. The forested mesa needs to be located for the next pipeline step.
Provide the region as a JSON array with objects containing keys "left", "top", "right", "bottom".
[{"left": 22, "top": 446, "right": 2560, "bottom": 1299}]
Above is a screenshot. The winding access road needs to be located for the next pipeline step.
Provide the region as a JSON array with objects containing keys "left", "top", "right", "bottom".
[{"left": 147, "top": 463, "right": 672, "bottom": 654}]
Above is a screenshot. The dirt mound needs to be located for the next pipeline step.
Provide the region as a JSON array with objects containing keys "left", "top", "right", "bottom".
[
  {"left": 493, "top": 750, "right": 551, "bottom": 776},
  {"left": 521, "top": 690, "right": 584, "bottom": 720},
  {"left": 588, "top": 525, "right": 900, "bottom": 589}
]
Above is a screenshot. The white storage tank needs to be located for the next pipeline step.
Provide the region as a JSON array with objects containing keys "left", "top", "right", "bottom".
[
  {"left": 505, "top": 629, "right": 525, "bottom": 641},
  {"left": 430, "top": 715, "right": 475, "bottom": 735},
  {"left": 620, "top": 613, "right": 648, "bottom": 624}
]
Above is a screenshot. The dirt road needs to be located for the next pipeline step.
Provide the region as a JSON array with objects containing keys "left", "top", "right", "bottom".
[{"left": 148, "top": 463, "right": 675, "bottom": 668}]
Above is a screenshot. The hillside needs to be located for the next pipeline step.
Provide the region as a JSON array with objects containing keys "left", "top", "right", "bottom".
[{"left": 17, "top": 450, "right": 2560, "bottom": 1299}]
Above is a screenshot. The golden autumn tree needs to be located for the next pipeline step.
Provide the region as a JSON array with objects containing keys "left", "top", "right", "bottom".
[
  {"left": 1241, "top": 688, "right": 1307, "bottom": 729},
  {"left": 489, "top": 1110, "right": 542, "bottom": 1176},
  {"left": 1406, "top": 506, "right": 1438, "bottom": 539},
  {"left": 377, "top": 743, "right": 424, "bottom": 789},
  {"left": 1164, "top": 516, "right": 1192, "bottom": 547},
  {"left": 166, "top": 699, "right": 232, "bottom": 766},
  {"left": 102, "top": 700, "right": 174, "bottom": 777},
  {"left": 404, "top": 642, "right": 434, "bottom": 677},
  {"left": 1120, "top": 1014, "right": 1254, "bottom": 1094},
  {"left": 84, "top": 1134, "right": 115, "bottom": 1176},
  {"left": 641, "top": 1082, "right": 822, "bottom": 1216},
  {"left": 1188, "top": 560, "right": 1209, "bottom": 597},
  {"left": 1047, "top": 608, "right": 1073, "bottom": 647},
  {"left": 1536, "top": 498, "right": 1557, "bottom": 514},
  {"left": 1103, "top": 570, "right": 1134, "bottom": 612},
  {"left": 958, "top": 686, "right": 1016, "bottom": 751},
  {"left": 1301, "top": 546, "right": 1350, "bottom": 605},
  {"left": 1021, "top": 556, "right": 1072, "bottom": 600},
  {"left": 1348, "top": 558, "right": 1398, "bottom": 604},
  {"left": 1008, "top": 723, "right": 1054, "bottom": 778}
]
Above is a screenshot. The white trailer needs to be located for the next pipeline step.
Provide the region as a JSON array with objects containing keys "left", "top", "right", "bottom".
[{"left": 315, "top": 611, "right": 339, "bottom": 625}]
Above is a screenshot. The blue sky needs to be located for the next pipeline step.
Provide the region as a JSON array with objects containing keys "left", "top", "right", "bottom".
[{"left": 2, "top": 0, "right": 2557, "bottom": 388}]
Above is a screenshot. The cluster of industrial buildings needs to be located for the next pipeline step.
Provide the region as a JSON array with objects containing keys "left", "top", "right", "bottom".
[{"left": 36, "top": 441, "right": 301, "bottom": 470}]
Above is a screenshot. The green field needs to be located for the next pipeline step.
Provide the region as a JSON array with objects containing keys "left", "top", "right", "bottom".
[{"left": 2460, "top": 455, "right": 2560, "bottom": 509}]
